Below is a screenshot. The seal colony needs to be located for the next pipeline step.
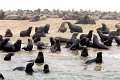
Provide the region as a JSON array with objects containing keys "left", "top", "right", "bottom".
[{"left": 0, "top": 18, "right": 120, "bottom": 79}]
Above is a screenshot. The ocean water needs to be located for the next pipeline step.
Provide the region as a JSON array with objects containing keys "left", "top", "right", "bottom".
[{"left": 0, "top": 37, "right": 120, "bottom": 80}]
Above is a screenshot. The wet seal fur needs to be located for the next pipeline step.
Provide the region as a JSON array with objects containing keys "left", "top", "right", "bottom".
[
  {"left": 43, "top": 64, "right": 50, "bottom": 74},
  {"left": 93, "top": 35, "right": 109, "bottom": 49},
  {"left": 35, "top": 52, "right": 44, "bottom": 64},
  {"left": 85, "top": 52, "right": 102, "bottom": 64},
  {"left": 13, "top": 62, "right": 34, "bottom": 75},
  {"left": 22, "top": 39, "right": 33, "bottom": 51},
  {"left": 4, "top": 53, "right": 14, "bottom": 61}
]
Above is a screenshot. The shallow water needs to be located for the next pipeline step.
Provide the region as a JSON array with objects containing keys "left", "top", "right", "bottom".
[{"left": 0, "top": 36, "right": 120, "bottom": 80}]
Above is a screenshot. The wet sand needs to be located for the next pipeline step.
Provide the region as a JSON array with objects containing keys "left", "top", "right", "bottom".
[{"left": 0, "top": 18, "right": 120, "bottom": 80}]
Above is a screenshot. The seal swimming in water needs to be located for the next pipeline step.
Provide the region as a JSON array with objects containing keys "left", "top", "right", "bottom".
[
  {"left": 13, "top": 62, "right": 34, "bottom": 75},
  {"left": 4, "top": 53, "right": 14, "bottom": 61},
  {"left": 20, "top": 27, "right": 32, "bottom": 37},
  {"left": 93, "top": 35, "right": 109, "bottom": 50},
  {"left": 22, "top": 39, "right": 33, "bottom": 51},
  {"left": 80, "top": 30, "right": 93, "bottom": 41},
  {"left": 96, "top": 23, "right": 110, "bottom": 34},
  {"left": 65, "top": 22, "right": 83, "bottom": 33},
  {"left": 0, "top": 73, "right": 4, "bottom": 79},
  {"left": 5, "top": 29, "right": 13, "bottom": 37},
  {"left": 43, "top": 64, "right": 50, "bottom": 74},
  {"left": 50, "top": 38, "right": 61, "bottom": 52},
  {"left": 81, "top": 47, "right": 88, "bottom": 57},
  {"left": 114, "top": 36, "right": 120, "bottom": 46},
  {"left": 35, "top": 52, "right": 44, "bottom": 64},
  {"left": 85, "top": 52, "right": 102, "bottom": 64},
  {"left": 3, "top": 39, "right": 22, "bottom": 52}
]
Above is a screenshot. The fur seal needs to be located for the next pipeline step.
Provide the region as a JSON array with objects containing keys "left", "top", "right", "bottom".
[
  {"left": 4, "top": 53, "right": 14, "bottom": 61},
  {"left": 85, "top": 52, "right": 102, "bottom": 64},
  {"left": 96, "top": 23, "right": 110, "bottom": 34},
  {"left": 109, "top": 28, "right": 120, "bottom": 36},
  {"left": 20, "top": 27, "right": 32, "bottom": 37},
  {"left": 22, "top": 39, "right": 33, "bottom": 51},
  {"left": 0, "top": 73, "right": 4, "bottom": 79},
  {"left": 49, "top": 37, "right": 55, "bottom": 46},
  {"left": 58, "top": 22, "right": 67, "bottom": 33},
  {"left": 3, "top": 39, "right": 21, "bottom": 52},
  {"left": 13, "top": 62, "right": 34, "bottom": 74},
  {"left": 81, "top": 47, "right": 88, "bottom": 57},
  {"left": 50, "top": 38, "right": 61, "bottom": 52},
  {"left": 103, "top": 36, "right": 113, "bottom": 46},
  {"left": 32, "top": 30, "right": 45, "bottom": 40},
  {"left": 80, "top": 30, "right": 93, "bottom": 41},
  {"left": 44, "top": 24, "right": 50, "bottom": 33},
  {"left": 65, "top": 32, "right": 78, "bottom": 48},
  {"left": 33, "top": 33, "right": 41, "bottom": 43},
  {"left": 70, "top": 39, "right": 84, "bottom": 50},
  {"left": 43, "top": 64, "right": 50, "bottom": 74},
  {"left": 5, "top": 29, "right": 13, "bottom": 37},
  {"left": 55, "top": 37, "right": 69, "bottom": 43},
  {"left": 114, "top": 36, "right": 120, "bottom": 46},
  {"left": 93, "top": 35, "right": 109, "bottom": 49},
  {"left": 97, "top": 30, "right": 109, "bottom": 42},
  {"left": 37, "top": 41, "right": 47, "bottom": 49},
  {"left": 35, "top": 52, "right": 44, "bottom": 64},
  {"left": 65, "top": 22, "right": 83, "bottom": 33},
  {"left": 0, "top": 38, "right": 10, "bottom": 50}
]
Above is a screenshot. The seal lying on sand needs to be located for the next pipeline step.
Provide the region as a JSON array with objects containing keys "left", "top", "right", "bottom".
[
  {"left": 85, "top": 52, "right": 102, "bottom": 64},
  {"left": 20, "top": 27, "right": 32, "bottom": 37},
  {"left": 109, "top": 28, "right": 120, "bottom": 36},
  {"left": 5, "top": 29, "right": 13, "bottom": 37}
]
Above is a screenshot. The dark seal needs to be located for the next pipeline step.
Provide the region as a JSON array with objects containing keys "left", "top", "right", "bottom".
[{"left": 20, "top": 27, "right": 32, "bottom": 37}]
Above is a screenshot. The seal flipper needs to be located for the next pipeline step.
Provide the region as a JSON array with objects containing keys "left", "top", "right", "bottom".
[{"left": 85, "top": 59, "right": 96, "bottom": 64}]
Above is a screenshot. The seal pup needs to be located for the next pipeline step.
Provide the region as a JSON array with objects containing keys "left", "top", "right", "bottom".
[{"left": 20, "top": 27, "right": 32, "bottom": 37}]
